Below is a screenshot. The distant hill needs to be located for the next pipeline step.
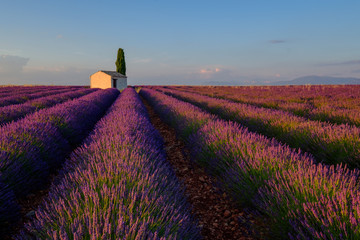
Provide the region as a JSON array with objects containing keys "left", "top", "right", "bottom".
[
  {"left": 201, "top": 80, "right": 241, "bottom": 86},
  {"left": 273, "top": 75, "right": 360, "bottom": 85}
]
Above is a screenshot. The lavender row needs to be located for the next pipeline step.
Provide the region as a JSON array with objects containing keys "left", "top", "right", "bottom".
[
  {"left": 0, "top": 86, "right": 82, "bottom": 98},
  {"left": 0, "top": 88, "right": 119, "bottom": 234},
  {"left": 171, "top": 85, "right": 360, "bottom": 110},
  {"left": 0, "top": 85, "right": 80, "bottom": 99},
  {"left": 140, "top": 88, "right": 360, "bottom": 239},
  {"left": 157, "top": 87, "right": 360, "bottom": 169},
  {"left": 0, "top": 87, "right": 82, "bottom": 106},
  {"left": 0, "top": 86, "right": 84, "bottom": 107},
  {"left": 0, "top": 88, "right": 98, "bottom": 126},
  {"left": 170, "top": 85, "right": 360, "bottom": 127},
  {"left": 17, "top": 88, "right": 200, "bottom": 239}
]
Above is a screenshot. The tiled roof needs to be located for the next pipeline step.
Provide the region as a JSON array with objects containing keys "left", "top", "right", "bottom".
[{"left": 100, "top": 70, "right": 127, "bottom": 78}]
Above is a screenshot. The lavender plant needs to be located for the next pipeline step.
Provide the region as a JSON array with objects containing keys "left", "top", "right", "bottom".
[
  {"left": 170, "top": 85, "right": 360, "bottom": 128},
  {"left": 0, "top": 86, "right": 75, "bottom": 98},
  {"left": 18, "top": 88, "right": 200, "bottom": 239},
  {"left": 0, "top": 88, "right": 119, "bottom": 234},
  {"left": 157, "top": 87, "right": 360, "bottom": 169},
  {"left": 0, "top": 88, "right": 97, "bottom": 126},
  {"left": 0, "top": 86, "right": 84, "bottom": 107},
  {"left": 140, "top": 88, "right": 360, "bottom": 239}
]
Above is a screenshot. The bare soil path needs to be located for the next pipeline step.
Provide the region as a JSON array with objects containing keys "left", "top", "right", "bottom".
[
  {"left": 7, "top": 95, "right": 271, "bottom": 240},
  {"left": 141, "top": 96, "right": 271, "bottom": 240}
]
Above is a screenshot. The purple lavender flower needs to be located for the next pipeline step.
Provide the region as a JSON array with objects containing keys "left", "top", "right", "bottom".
[
  {"left": 156, "top": 87, "right": 360, "bottom": 169},
  {"left": 0, "top": 88, "right": 119, "bottom": 234},
  {"left": 140, "top": 87, "right": 360, "bottom": 239},
  {"left": 17, "top": 88, "right": 200, "bottom": 239}
]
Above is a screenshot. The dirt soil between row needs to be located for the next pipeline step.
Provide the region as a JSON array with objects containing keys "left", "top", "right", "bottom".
[
  {"left": 6, "top": 94, "right": 270, "bottom": 240},
  {"left": 141, "top": 96, "right": 271, "bottom": 240}
]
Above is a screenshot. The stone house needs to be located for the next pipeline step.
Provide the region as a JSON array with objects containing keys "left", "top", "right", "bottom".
[{"left": 90, "top": 70, "right": 127, "bottom": 90}]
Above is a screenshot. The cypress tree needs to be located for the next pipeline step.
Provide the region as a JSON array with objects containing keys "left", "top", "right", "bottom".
[{"left": 115, "top": 48, "right": 126, "bottom": 75}]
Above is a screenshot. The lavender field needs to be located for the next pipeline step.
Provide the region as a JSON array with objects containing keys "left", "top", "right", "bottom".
[{"left": 1, "top": 85, "right": 360, "bottom": 239}]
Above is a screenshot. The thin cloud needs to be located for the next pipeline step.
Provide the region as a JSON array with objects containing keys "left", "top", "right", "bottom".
[
  {"left": 195, "top": 66, "right": 235, "bottom": 81},
  {"left": 339, "top": 60, "right": 360, "bottom": 65},
  {"left": 318, "top": 60, "right": 360, "bottom": 66},
  {"left": 269, "top": 40, "right": 286, "bottom": 44},
  {"left": 351, "top": 69, "right": 360, "bottom": 73},
  {"left": 1, "top": 65, "right": 96, "bottom": 85},
  {"left": 0, "top": 55, "right": 29, "bottom": 73},
  {"left": 0, "top": 49, "right": 22, "bottom": 55}
]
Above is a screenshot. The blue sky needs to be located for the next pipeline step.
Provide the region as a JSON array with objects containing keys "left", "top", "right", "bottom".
[{"left": 1, "top": 0, "right": 360, "bottom": 85}]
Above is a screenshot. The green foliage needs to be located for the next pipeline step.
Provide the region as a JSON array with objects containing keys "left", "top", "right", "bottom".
[{"left": 115, "top": 48, "right": 126, "bottom": 76}]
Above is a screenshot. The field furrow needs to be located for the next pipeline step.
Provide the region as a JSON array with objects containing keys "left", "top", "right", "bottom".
[
  {"left": 0, "top": 86, "right": 85, "bottom": 108},
  {"left": 2, "top": 84, "right": 360, "bottom": 239},
  {"left": 0, "top": 86, "right": 83, "bottom": 99},
  {"left": 169, "top": 85, "right": 360, "bottom": 127},
  {"left": 141, "top": 94, "right": 271, "bottom": 239},
  {"left": 0, "top": 88, "right": 98, "bottom": 126},
  {"left": 0, "top": 88, "right": 119, "bottom": 235},
  {"left": 140, "top": 88, "right": 360, "bottom": 239},
  {"left": 156, "top": 87, "right": 360, "bottom": 169},
  {"left": 17, "top": 88, "right": 201, "bottom": 239}
]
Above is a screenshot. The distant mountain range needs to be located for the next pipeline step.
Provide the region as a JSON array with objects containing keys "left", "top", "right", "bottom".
[
  {"left": 200, "top": 75, "right": 360, "bottom": 86},
  {"left": 272, "top": 75, "right": 360, "bottom": 85}
]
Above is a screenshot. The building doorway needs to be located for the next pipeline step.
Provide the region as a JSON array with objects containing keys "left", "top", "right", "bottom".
[{"left": 112, "top": 78, "right": 117, "bottom": 88}]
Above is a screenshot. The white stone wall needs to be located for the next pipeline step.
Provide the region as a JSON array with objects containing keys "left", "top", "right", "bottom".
[{"left": 116, "top": 78, "right": 127, "bottom": 90}]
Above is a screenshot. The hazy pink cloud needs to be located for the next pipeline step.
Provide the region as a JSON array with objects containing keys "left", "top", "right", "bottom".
[{"left": 200, "top": 67, "right": 223, "bottom": 74}]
